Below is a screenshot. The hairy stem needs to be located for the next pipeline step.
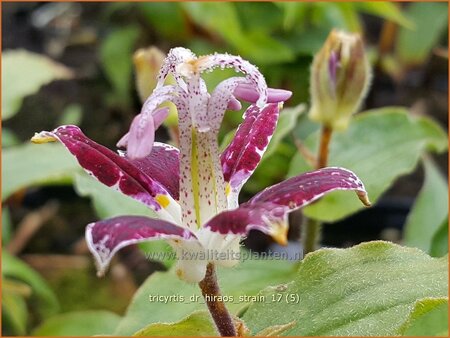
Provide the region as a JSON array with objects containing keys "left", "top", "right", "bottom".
[
  {"left": 317, "top": 125, "right": 333, "bottom": 169},
  {"left": 199, "top": 263, "right": 237, "bottom": 336},
  {"left": 302, "top": 125, "right": 333, "bottom": 254},
  {"left": 302, "top": 217, "right": 322, "bottom": 255}
]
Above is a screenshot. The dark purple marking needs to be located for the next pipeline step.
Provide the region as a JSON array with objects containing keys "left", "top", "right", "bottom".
[
  {"left": 86, "top": 215, "right": 194, "bottom": 275},
  {"left": 51, "top": 125, "right": 173, "bottom": 209},
  {"left": 248, "top": 167, "right": 369, "bottom": 209},
  {"left": 221, "top": 103, "right": 280, "bottom": 187},
  {"left": 125, "top": 144, "right": 180, "bottom": 200},
  {"left": 204, "top": 203, "right": 287, "bottom": 236}
]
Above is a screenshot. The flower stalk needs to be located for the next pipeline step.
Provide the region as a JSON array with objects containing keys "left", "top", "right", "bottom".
[
  {"left": 302, "top": 29, "right": 371, "bottom": 254},
  {"left": 317, "top": 125, "right": 333, "bottom": 169},
  {"left": 199, "top": 263, "right": 237, "bottom": 336}
]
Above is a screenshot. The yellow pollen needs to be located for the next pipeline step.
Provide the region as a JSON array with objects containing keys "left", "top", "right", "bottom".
[
  {"left": 270, "top": 222, "right": 289, "bottom": 246},
  {"left": 225, "top": 183, "right": 231, "bottom": 197},
  {"left": 155, "top": 194, "right": 170, "bottom": 208},
  {"left": 30, "top": 133, "right": 57, "bottom": 144}
]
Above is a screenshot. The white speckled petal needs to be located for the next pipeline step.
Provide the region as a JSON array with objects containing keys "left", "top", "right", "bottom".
[
  {"left": 199, "top": 53, "right": 268, "bottom": 108},
  {"left": 85, "top": 215, "right": 194, "bottom": 277},
  {"left": 249, "top": 167, "right": 371, "bottom": 209}
]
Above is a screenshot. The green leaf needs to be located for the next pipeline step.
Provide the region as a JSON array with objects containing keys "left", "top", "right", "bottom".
[
  {"left": 181, "top": 2, "right": 242, "bottom": 48},
  {"left": 356, "top": 2, "right": 414, "bottom": 29},
  {"left": 403, "top": 158, "right": 448, "bottom": 253},
  {"left": 2, "top": 50, "right": 73, "bottom": 121},
  {"left": 288, "top": 108, "right": 448, "bottom": 222},
  {"left": 335, "top": 3, "right": 362, "bottom": 32},
  {"left": 181, "top": 2, "right": 293, "bottom": 65},
  {"left": 100, "top": 26, "right": 140, "bottom": 106},
  {"left": 2, "top": 128, "right": 20, "bottom": 148},
  {"left": 2, "top": 292, "right": 28, "bottom": 335},
  {"left": 398, "top": 297, "right": 448, "bottom": 336},
  {"left": 73, "top": 173, "right": 154, "bottom": 219},
  {"left": 2, "top": 251, "right": 59, "bottom": 317},
  {"left": 32, "top": 310, "right": 121, "bottom": 336},
  {"left": 138, "top": 3, "right": 188, "bottom": 42},
  {"left": 133, "top": 311, "right": 217, "bottom": 336},
  {"left": 275, "top": 2, "right": 309, "bottom": 31},
  {"left": 114, "top": 257, "right": 297, "bottom": 335},
  {"left": 263, "top": 103, "right": 305, "bottom": 161},
  {"left": 242, "top": 241, "right": 448, "bottom": 336},
  {"left": 57, "top": 104, "right": 83, "bottom": 126},
  {"left": 396, "top": 2, "right": 448, "bottom": 66},
  {"left": 430, "top": 220, "right": 449, "bottom": 258},
  {"left": 239, "top": 32, "right": 295, "bottom": 65},
  {"left": 2, "top": 143, "right": 80, "bottom": 201}
]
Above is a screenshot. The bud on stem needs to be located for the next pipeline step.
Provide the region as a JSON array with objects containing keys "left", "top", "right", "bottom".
[{"left": 309, "top": 29, "right": 371, "bottom": 131}]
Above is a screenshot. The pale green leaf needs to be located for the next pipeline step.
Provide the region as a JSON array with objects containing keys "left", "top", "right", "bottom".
[
  {"left": 288, "top": 108, "right": 448, "bottom": 222},
  {"left": 2, "top": 50, "right": 73, "bottom": 120},
  {"left": 32, "top": 310, "right": 121, "bottom": 336},
  {"left": 114, "top": 257, "right": 297, "bottom": 335},
  {"left": 2, "top": 128, "right": 20, "bottom": 148},
  {"left": 100, "top": 26, "right": 140, "bottom": 106},
  {"left": 396, "top": 2, "right": 448, "bottom": 66},
  {"left": 404, "top": 158, "right": 448, "bottom": 253},
  {"left": 57, "top": 104, "right": 83, "bottom": 126},
  {"left": 398, "top": 297, "right": 448, "bottom": 336},
  {"left": 133, "top": 311, "right": 217, "bottom": 336},
  {"left": 242, "top": 241, "right": 448, "bottom": 336},
  {"left": 74, "top": 173, "right": 154, "bottom": 219},
  {"left": 430, "top": 220, "right": 449, "bottom": 258},
  {"left": 2, "top": 143, "right": 81, "bottom": 201},
  {"left": 2, "top": 251, "right": 59, "bottom": 317}
]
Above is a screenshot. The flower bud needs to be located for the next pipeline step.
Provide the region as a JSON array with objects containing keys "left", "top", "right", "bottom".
[
  {"left": 133, "top": 46, "right": 165, "bottom": 102},
  {"left": 133, "top": 46, "right": 178, "bottom": 127},
  {"left": 309, "top": 29, "right": 371, "bottom": 131}
]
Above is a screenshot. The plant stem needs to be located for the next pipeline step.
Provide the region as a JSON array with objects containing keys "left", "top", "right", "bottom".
[
  {"left": 301, "top": 124, "right": 333, "bottom": 255},
  {"left": 302, "top": 217, "right": 322, "bottom": 255},
  {"left": 199, "top": 263, "right": 236, "bottom": 337},
  {"left": 317, "top": 125, "right": 333, "bottom": 169}
]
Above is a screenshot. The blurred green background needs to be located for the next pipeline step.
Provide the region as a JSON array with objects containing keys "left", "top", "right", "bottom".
[{"left": 2, "top": 2, "right": 448, "bottom": 336}]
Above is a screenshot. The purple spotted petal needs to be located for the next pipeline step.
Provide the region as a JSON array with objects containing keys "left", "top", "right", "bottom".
[
  {"left": 200, "top": 53, "right": 268, "bottom": 108},
  {"left": 123, "top": 142, "right": 180, "bottom": 200},
  {"left": 86, "top": 215, "right": 194, "bottom": 276},
  {"left": 221, "top": 103, "right": 280, "bottom": 190},
  {"left": 203, "top": 202, "right": 290, "bottom": 245},
  {"left": 248, "top": 167, "right": 371, "bottom": 209},
  {"left": 234, "top": 83, "right": 292, "bottom": 104},
  {"left": 204, "top": 203, "right": 287, "bottom": 235},
  {"left": 36, "top": 125, "right": 175, "bottom": 212}
]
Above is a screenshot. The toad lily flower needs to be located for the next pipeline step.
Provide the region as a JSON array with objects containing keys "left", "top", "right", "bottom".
[{"left": 32, "top": 47, "right": 370, "bottom": 283}]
